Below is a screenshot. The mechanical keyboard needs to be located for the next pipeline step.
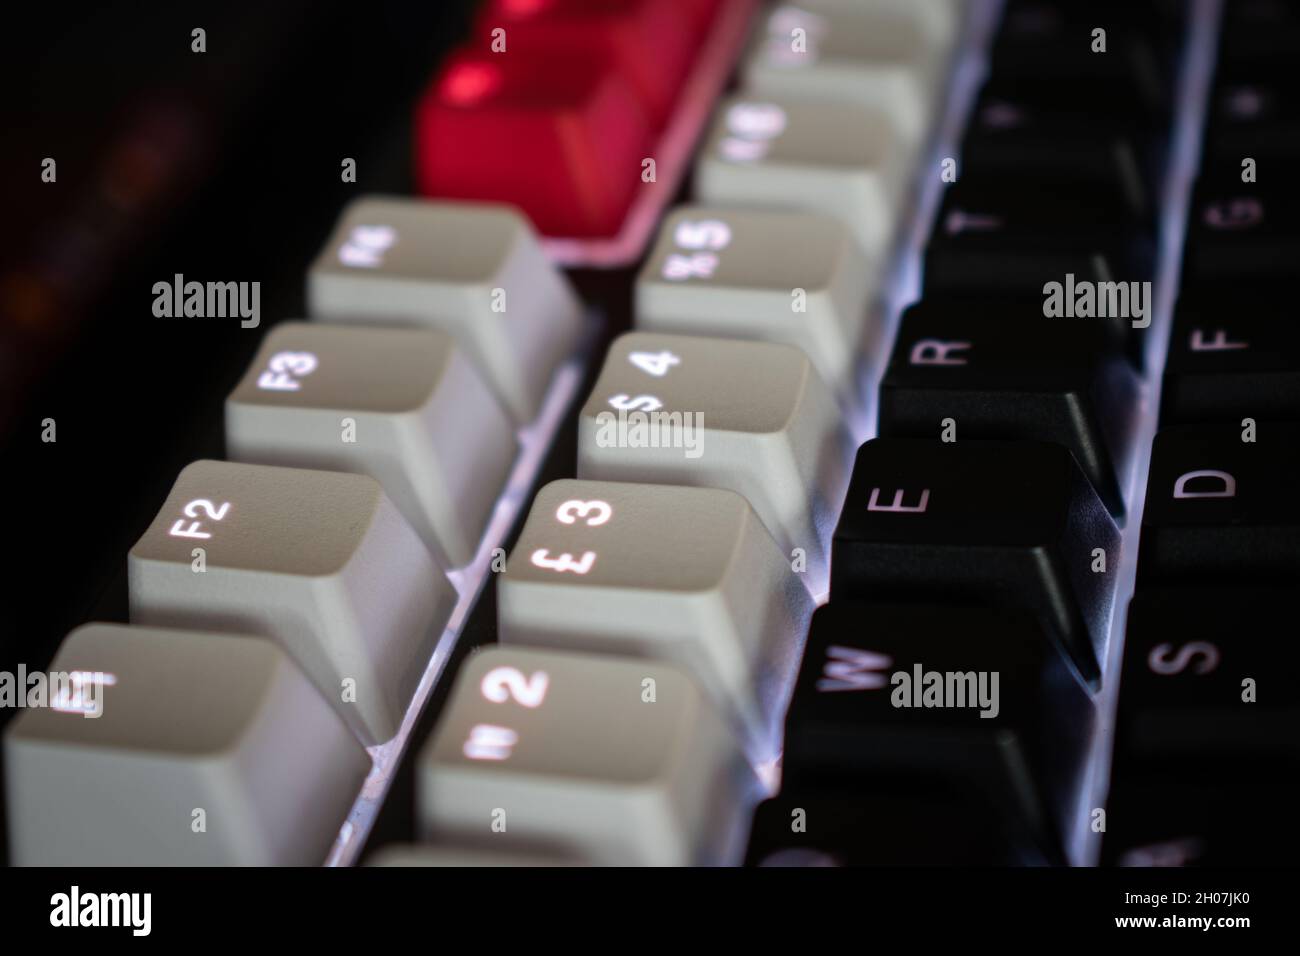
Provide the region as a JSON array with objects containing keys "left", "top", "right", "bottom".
[{"left": 2, "top": 0, "right": 1296, "bottom": 877}]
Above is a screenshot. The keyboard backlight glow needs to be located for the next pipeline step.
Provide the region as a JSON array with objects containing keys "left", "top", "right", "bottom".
[
  {"left": 442, "top": 63, "right": 502, "bottom": 106},
  {"left": 501, "top": 0, "right": 552, "bottom": 15}
]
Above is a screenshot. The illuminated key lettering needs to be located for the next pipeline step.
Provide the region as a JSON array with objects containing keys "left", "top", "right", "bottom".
[
  {"left": 1119, "top": 839, "right": 1206, "bottom": 867},
  {"left": 628, "top": 350, "right": 681, "bottom": 377},
  {"left": 866, "top": 488, "right": 930, "bottom": 513},
  {"left": 944, "top": 210, "right": 1003, "bottom": 235},
  {"left": 529, "top": 548, "right": 597, "bottom": 575},
  {"left": 1224, "top": 85, "right": 1264, "bottom": 119},
  {"left": 607, "top": 394, "right": 663, "bottom": 412},
  {"left": 554, "top": 500, "right": 613, "bottom": 527},
  {"left": 727, "top": 102, "right": 787, "bottom": 139},
  {"left": 673, "top": 219, "right": 732, "bottom": 251},
  {"left": 1203, "top": 198, "right": 1263, "bottom": 230},
  {"left": 480, "top": 666, "right": 550, "bottom": 708},
  {"left": 718, "top": 101, "right": 787, "bottom": 164},
  {"left": 462, "top": 724, "right": 518, "bottom": 761},
  {"left": 1172, "top": 470, "right": 1236, "bottom": 499},
  {"left": 256, "top": 350, "right": 319, "bottom": 391},
  {"left": 1146, "top": 641, "right": 1221, "bottom": 676},
  {"left": 816, "top": 646, "right": 892, "bottom": 693},
  {"left": 168, "top": 499, "right": 231, "bottom": 540},
  {"left": 910, "top": 339, "right": 971, "bottom": 366},
  {"left": 49, "top": 672, "right": 118, "bottom": 716},
  {"left": 338, "top": 224, "right": 397, "bottom": 268},
  {"left": 662, "top": 253, "right": 719, "bottom": 281},
  {"left": 1189, "top": 329, "right": 1248, "bottom": 352},
  {"left": 720, "top": 137, "right": 771, "bottom": 163}
]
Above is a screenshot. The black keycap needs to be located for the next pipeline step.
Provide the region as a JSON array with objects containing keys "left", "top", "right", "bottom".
[
  {"left": 991, "top": 1, "right": 1175, "bottom": 118},
  {"left": 1204, "top": 78, "right": 1300, "bottom": 164},
  {"left": 925, "top": 179, "right": 1156, "bottom": 298},
  {"left": 880, "top": 299, "right": 1141, "bottom": 516},
  {"left": 961, "top": 80, "right": 1160, "bottom": 217},
  {"left": 1219, "top": 0, "right": 1300, "bottom": 71},
  {"left": 1160, "top": 298, "right": 1300, "bottom": 425},
  {"left": 780, "top": 602, "right": 1093, "bottom": 855},
  {"left": 1206, "top": 0, "right": 1300, "bottom": 164},
  {"left": 1182, "top": 179, "right": 1297, "bottom": 285},
  {"left": 1138, "top": 423, "right": 1300, "bottom": 585},
  {"left": 745, "top": 789, "right": 1054, "bottom": 867},
  {"left": 999, "top": 0, "right": 1186, "bottom": 49},
  {"left": 1102, "top": 588, "right": 1299, "bottom": 866},
  {"left": 1103, "top": 781, "right": 1299, "bottom": 866},
  {"left": 831, "top": 439, "right": 1120, "bottom": 684}
]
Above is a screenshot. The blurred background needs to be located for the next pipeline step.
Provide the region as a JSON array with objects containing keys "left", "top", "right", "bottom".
[{"left": 0, "top": 0, "right": 478, "bottom": 714}]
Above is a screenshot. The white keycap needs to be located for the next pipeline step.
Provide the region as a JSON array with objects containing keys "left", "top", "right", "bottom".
[
  {"left": 636, "top": 205, "right": 874, "bottom": 396},
  {"left": 307, "top": 196, "right": 584, "bottom": 423},
  {"left": 226, "top": 322, "right": 517, "bottom": 569},
  {"left": 4, "top": 624, "right": 369, "bottom": 865},
  {"left": 695, "top": 94, "right": 907, "bottom": 258},
  {"left": 798, "top": 0, "right": 961, "bottom": 55},
  {"left": 128, "top": 460, "right": 456, "bottom": 746},
  {"left": 366, "top": 845, "right": 580, "bottom": 867},
  {"left": 576, "top": 332, "right": 851, "bottom": 584},
  {"left": 498, "top": 479, "right": 812, "bottom": 750},
  {"left": 739, "top": 3, "right": 948, "bottom": 155},
  {"left": 417, "top": 646, "right": 753, "bottom": 866}
]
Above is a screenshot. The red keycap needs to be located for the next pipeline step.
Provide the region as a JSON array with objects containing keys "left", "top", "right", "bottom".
[
  {"left": 681, "top": 0, "right": 725, "bottom": 31},
  {"left": 414, "top": 49, "right": 652, "bottom": 237},
  {"left": 476, "top": 0, "right": 699, "bottom": 129}
]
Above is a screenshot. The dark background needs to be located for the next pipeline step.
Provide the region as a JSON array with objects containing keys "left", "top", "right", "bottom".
[
  {"left": 0, "top": 0, "right": 492, "bottom": 862},
  {"left": 0, "top": 0, "right": 479, "bottom": 677}
]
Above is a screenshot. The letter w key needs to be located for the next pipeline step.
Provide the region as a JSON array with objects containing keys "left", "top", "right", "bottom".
[{"left": 816, "top": 646, "right": 893, "bottom": 692}]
